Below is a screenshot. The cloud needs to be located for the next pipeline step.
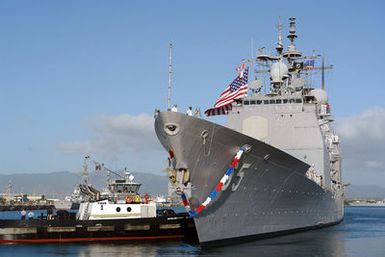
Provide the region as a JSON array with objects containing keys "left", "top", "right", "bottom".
[
  {"left": 335, "top": 107, "right": 385, "bottom": 184},
  {"left": 335, "top": 107, "right": 385, "bottom": 158},
  {"left": 364, "top": 160, "right": 384, "bottom": 169},
  {"left": 59, "top": 113, "right": 163, "bottom": 160},
  {"left": 59, "top": 109, "right": 385, "bottom": 183}
]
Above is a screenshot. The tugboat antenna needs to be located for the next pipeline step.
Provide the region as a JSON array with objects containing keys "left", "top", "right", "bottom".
[
  {"left": 167, "top": 43, "right": 173, "bottom": 111},
  {"left": 83, "top": 156, "right": 90, "bottom": 185}
]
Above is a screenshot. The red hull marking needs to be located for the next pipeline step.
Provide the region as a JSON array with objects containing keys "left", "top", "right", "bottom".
[
  {"left": 0, "top": 234, "right": 184, "bottom": 244},
  {"left": 231, "top": 159, "right": 239, "bottom": 167},
  {"left": 215, "top": 182, "right": 224, "bottom": 191}
]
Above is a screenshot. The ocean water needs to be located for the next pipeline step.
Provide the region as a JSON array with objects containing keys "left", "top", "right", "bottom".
[{"left": 1, "top": 207, "right": 385, "bottom": 257}]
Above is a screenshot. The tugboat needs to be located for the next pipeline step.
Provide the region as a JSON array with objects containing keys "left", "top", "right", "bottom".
[
  {"left": 0, "top": 157, "right": 196, "bottom": 244},
  {"left": 154, "top": 17, "right": 343, "bottom": 244},
  {"left": 77, "top": 156, "right": 157, "bottom": 221}
]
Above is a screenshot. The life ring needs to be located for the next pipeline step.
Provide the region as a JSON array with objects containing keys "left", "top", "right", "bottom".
[
  {"left": 135, "top": 195, "right": 141, "bottom": 203},
  {"left": 125, "top": 196, "right": 133, "bottom": 204}
]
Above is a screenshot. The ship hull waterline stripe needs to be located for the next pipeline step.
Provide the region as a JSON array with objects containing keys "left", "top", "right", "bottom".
[
  {"left": 200, "top": 218, "right": 344, "bottom": 247},
  {"left": 0, "top": 234, "right": 185, "bottom": 244}
]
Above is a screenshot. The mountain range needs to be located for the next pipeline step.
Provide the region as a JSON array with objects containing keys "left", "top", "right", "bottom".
[
  {"left": 1, "top": 171, "right": 384, "bottom": 200},
  {"left": 0, "top": 171, "right": 168, "bottom": 199}
]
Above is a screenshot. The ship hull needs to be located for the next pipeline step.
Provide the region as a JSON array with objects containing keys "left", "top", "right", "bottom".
[{"left": 155, "top": 112, "right": 344, "bottom": 244}]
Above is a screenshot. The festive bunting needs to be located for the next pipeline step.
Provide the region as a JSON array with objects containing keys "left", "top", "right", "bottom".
[{"left": 180, "top": 147, "right": 245, "bottom": 217}]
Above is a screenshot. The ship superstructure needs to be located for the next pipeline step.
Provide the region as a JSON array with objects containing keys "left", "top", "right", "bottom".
[{"left": 154, "top": 17, "right": 343, "bottom": 244}]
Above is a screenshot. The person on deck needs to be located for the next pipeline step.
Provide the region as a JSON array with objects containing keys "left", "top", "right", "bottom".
[
  {"left": 20, "top": 209, "right": 26, "bottom": 220},
  {"left": 28, "top": 211, "right": 34, "bottom": 220},
  {"left": 186, "top": 106, "right": 193, "bottom": 116}
]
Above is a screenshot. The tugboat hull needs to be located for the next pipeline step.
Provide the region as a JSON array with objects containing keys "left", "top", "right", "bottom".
[{"left": 0, "top": 214, "right": 196, "bottom": 244}]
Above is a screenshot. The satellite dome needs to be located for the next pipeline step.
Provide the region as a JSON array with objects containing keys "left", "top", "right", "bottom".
[
  {"left": 270, "top": 61, "right": 288, "bottom": 83},
  {"left": 309, "top": 89, "right": 328, "bottom": 104}
]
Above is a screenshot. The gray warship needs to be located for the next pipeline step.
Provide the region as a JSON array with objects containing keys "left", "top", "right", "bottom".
[{"left": 154, "top": 17, "right": 344, "bottom": 244}]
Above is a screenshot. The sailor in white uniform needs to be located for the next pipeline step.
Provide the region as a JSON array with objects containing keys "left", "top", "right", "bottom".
[
  {"left": 186, "top": 106, "right": 193, "bottom": 116},
  {"left": 171, "top": 104, "right": 178, "bottom": 112},
  {"left": 28, "top": 211, "right": 34, "bottom": 219},
  {"left": 21, "top": 209, "right": 26, "bottom": 220}
]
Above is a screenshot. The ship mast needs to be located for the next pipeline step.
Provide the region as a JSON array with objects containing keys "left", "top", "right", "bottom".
[
  {"left": 276, "top": 17, "right": 283, "bottom": 55},
  {"left": 282, "top": 17, "right": 302, "bottom": 59},
  {"left": 322, "top": 56, "right": 325, "bottom": 90},
  {"left": 287, "top": 17, "right": 297, "bottom": 52},
  {"left": 167, "top": 43, "right": 173, "bottom": 111}
]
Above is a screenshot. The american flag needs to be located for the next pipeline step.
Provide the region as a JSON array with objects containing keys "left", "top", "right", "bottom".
[{"left": 204, "top": 67, "right": 249, "bottom": 116}]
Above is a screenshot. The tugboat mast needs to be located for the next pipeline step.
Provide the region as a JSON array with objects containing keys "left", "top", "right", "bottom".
[{"left": 82, "top": 156, "right": 90, "bottom": 185}]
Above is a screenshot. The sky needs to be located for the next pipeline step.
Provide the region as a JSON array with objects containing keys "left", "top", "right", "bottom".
[{"left": 0, "top": 0, "right": 385, "bottom": 187}]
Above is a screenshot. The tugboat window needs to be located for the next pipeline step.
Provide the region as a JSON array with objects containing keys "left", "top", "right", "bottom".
[
  {"left": 127, "top": 207, "right": 132, "bottom": 212},
  {"left": 257, "top": 100, "right": 262, "bottom": 104},
  {"left": 116, "top": 207, "right": 121, "bottom": 212},
  {"left": 244, "top": 101, "right": 249, "bottom": 105},
  {"left": 264, "top": 100, "right": 269, "bottom": 104},
  {"left": 283, "top": 99, "right": 288, "bottom": 103},
  {"left": 295, "top": 99, "right": 302, "bottom": 103},
  {"left": 250, "top": 100, "right": 256, "bottom": 105},
  {"left": 289, "top": 99, "right": 295, "bottom": 103},
  {"left": 269, "top": 100, "right": 275, "bottom": 104},
  {"left": 276, "top": 99, "right": 282, "bottom": 104}
]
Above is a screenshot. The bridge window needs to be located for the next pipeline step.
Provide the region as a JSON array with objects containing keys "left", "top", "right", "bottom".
[
  {"left": 269, "top": 100, "right": 276, "bottom": 104},
  {"left": 289, "top": 99, "right": 296, "bottom": 103},
  {"left": 250, "top": 100, "right": 256, "bottom": 105},
  {"left": 283, "top": 99, "right": 288, "bottom": 103},
  {"left": 244, "top": 100, "right": 249, "bottom": 105},
  {"left": 263, "top": 100, "right": 269, "bottom": 104},
  {"left": 276, "top": 99, "right": 282, "bottom": 104},
  {"left": 257, "top": 100, "right": 262, "bottom": 105},
  {"left": 295, "top": 99, "right": 302, "bottom": 103}
]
